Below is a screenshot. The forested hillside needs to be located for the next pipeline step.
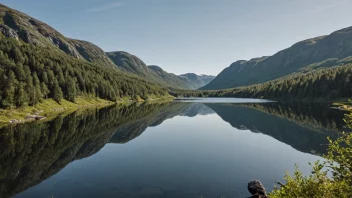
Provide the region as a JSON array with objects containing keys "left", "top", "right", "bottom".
[
  {"left": 201, "top": 27, "right": 352, "bottom": 90},
  {"left": 0, "top": 36, "right": 169, "bottom": 109},
  {"left": 172, "top": 62, "right": 352, "bottom": 100},
  {"left": 0, "top": 3, "right": 175, "bottom": 109},
  {"left": 223, "top": 63, "right": 352, "bottom": 99}
]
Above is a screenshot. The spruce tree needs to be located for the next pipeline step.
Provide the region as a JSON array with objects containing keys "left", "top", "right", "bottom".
[
  {"left": 40, "top": 82, "right": 50, "bottom": 99},
  {"left": 2, "top": 71, "right": 17, "bottom": 108},
  {"left": 66, "top": 76, "right": 76, "bottom": 102},
  {"left": 52, "top": 79, "right": 63, "bottom": 103},
  {"left": 32, "top": 72, "right": 42, "bottom": 104}
]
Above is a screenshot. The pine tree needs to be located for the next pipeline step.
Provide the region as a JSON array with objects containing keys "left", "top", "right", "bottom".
[
  {"left": 15, "top": 83, "right": 28, "bottom": 107},
  {"left": 40, "top": 82, "right": 50, "bottom": 99},
  {"left": 25, "top": 75, "right": 34, "bottom": 105},
  {"left": 53, "top": 79, "right": 63, "bottom": 103},
  {"left": 32, "top": 72, "right": 42, "bottom": 104},
  {"left": 41, "top": 71, "right": 49, "bottom": 84},
  {"left": 2, "top": 71, "right": 18, "bottom": 108},
  {"left": 66, "top": 76, "right": 76, "bottom": 102},
  {"left": 15, "top": 63, "right": 25, "bottom": 82}
]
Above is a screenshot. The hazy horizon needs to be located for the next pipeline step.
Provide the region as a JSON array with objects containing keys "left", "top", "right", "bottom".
[{"left": 2, "top": 0, "right": 352, "bottom": 75}]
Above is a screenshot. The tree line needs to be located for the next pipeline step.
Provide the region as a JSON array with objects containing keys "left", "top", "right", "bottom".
[{"left": 170, "top": 64, "right": 352, "bottom": 100}]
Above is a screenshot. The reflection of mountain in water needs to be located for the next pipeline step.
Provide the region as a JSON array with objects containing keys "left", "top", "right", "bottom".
[
  {"left": 109, "top": 103, "right": 214, "bottom": 143},
  {"left": 205, "top": 103, "right": 345, "bottom": 155},
  {"left": 0, "top": 102, "right": 185, "bottom": 198},
  {"left": 0, "top": 102, "right": 215, "bottom": 197},
  {"left": 0, "top": 101, "right": 345, "bottom": 198},
  {"left": 238, "top": 102, "right": 347, "bottom": 134},
  {"left": 179, "top": 103, "right": 215, "bottom": 117}
]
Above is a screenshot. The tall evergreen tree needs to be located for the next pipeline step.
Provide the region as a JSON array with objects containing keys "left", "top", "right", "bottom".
[
  {"left": 66, "top": 76, "right": 76, "bottom": 102},
  {"left": 2, "top": 71, "right": 17, "bottom": 108},
  {"left": 32, "top": 72, "right": 42, "bottom": 104},
  {"left": 52, "top": 79, "right": 63, "bottom": 103},
  {"left": 15, "top": 83, "right": 28, "bottom": 107}
]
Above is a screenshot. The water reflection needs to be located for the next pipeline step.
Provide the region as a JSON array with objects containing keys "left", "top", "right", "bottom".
[
  {"left": 205, "top": 102, "right": 344, "bottom": 154},
  {"left": 0, "top": 101, "right": 346, "bottom": 198}
]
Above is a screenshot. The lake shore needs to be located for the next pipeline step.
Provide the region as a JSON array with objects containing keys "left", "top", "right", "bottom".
[{"left": 0, "top": 95, "right": 174, "bottom": 127}]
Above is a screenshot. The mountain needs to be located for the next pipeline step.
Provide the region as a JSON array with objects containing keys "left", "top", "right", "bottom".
[
  {"left": 147, "top": 65, "right": 193, "bottom": 88},
  {"left": 106, "top": 51, "right": 153, "bottom": 76},
  {"left": 106, "top": 51, "right": 214, "bottom": 89},
  {"left": 150, "top": 67, "right": 215, "bottom": 89},
  {"left": 0, "top": 4, "right": 118, "bottom": 68},
  {"left": 106, "top": 51, "right": 189, "bottom": 89},
  {"left": 201, "top": 27, "right": 352, "bottom": 90},
  {"left": 69, "top": 39, "right": 117, "bottom": 68},
  {"left": 179, "top": 73, "right": 215, "bottom": 89},
  {"left": 0, "top": 3, "right": 170, "bottom": 108}
]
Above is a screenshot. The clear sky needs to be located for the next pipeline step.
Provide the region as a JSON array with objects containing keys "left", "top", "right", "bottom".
[{"left": 1, "top": 0, "right": 352, "bottom": 75}]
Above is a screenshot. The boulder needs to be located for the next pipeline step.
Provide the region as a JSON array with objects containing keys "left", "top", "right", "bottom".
[
  {"left": 248, "top": 180, "right": 267, "bottom": 198},
  {"left": 0, "top": 24, "right": 18, "bottom": 39}
]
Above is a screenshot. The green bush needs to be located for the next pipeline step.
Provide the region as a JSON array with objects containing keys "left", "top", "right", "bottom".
[{"left": 270, "top": 110, "right": 352, "bottom": 198}]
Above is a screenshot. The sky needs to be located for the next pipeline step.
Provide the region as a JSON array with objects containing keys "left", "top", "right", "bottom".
[{"left": 1, "top": 0, "right": 352, "bottom": 75}]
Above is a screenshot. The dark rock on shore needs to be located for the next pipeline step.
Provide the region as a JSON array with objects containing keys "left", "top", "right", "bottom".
[{"left": 248, "top": 180, "right": 268, "bottom": 198}]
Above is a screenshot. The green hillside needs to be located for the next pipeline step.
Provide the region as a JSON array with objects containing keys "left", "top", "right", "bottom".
[
  {"left": 201, "top": 27, "right": 352, "bottom": 90},
  {"left": 0, "top": 4, "right": 170, "bottom": 109}
]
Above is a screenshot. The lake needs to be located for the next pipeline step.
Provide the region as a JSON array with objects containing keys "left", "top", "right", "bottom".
[{"left": 0, "top": 98, "right": 347, "bottom": 198}]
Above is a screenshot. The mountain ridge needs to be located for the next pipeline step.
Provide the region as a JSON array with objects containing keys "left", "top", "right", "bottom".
[
  {"left": 200, "top": 26, "right": 352, "bottom": 90},
  {"left": 106, "top": 51, "right": 215, "bottom": 89}
]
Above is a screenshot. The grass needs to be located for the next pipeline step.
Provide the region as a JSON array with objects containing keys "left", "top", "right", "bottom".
[{"left": 0, "top": 96, "right": 114, "bottom": 126}]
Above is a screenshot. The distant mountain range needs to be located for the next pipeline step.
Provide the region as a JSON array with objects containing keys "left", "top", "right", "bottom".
[
  {"left": 201, "top": 27, "right": 352, "bottom": 90},
  {"left": 106, "top": 51, "right": 214, "bottom": 89}
]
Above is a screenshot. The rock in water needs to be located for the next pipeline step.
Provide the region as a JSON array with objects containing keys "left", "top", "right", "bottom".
[{"left": 247, "top": 180, "right": 268, "bottom": 198}]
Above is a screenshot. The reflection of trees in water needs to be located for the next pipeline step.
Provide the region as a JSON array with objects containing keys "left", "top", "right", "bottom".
[
  {"left": 0, "top": 102, "right": 188, "bottom": 198},
  {"left": 205, "top": 103, "right": 344, "bottom": 155},
  {"left": 0, "top": 101, "right": 345, "bottom": 197},
  {"left": 239, "top": 102, "right": 346, "bottom": 134}
]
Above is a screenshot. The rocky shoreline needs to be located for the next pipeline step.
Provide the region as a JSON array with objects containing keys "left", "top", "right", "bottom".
[{"left": 9, "top": 113, "right": 46, "bottom": 124}]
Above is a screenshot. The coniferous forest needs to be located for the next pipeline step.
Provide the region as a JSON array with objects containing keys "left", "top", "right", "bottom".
[
  {"left": 0, "top": 36, "right": 168, "bottom": 109},
  {"left": 170, "top": 63, "right": 352, "bottom": 100}
]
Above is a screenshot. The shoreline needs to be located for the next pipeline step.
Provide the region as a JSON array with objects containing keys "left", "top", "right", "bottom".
[{"left": 0, "top": 96, "right": 174, "bottom": 127}]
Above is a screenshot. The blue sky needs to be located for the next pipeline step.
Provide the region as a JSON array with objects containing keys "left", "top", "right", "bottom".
[{"left": 1, "top": 0, "right": 352, "bottom": 75}]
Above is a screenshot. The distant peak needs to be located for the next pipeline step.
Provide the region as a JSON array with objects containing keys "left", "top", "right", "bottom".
[
  {"left": 179, "top": 73, "right": 215, "bottom": 78},
  {"left": 106, "top": 51, "right": 131, "bottom": 55},
  {"left": 148, "top": 65, "right": 164, "bottom": 72}
]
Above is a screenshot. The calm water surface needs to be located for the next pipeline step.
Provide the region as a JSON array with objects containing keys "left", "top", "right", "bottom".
[{"left": 0, "top": 98, "right": 346, "bottom": 198}]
